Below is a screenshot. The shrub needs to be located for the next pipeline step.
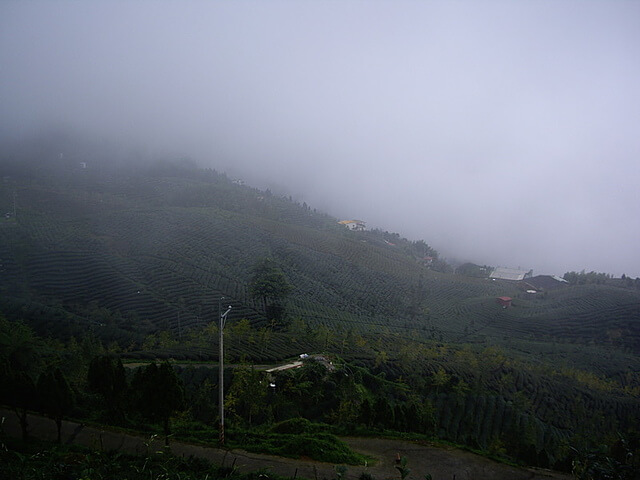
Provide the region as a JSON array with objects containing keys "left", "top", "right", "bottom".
[{"left": 269, "top": 417, "right": 328, "bottom": 435}]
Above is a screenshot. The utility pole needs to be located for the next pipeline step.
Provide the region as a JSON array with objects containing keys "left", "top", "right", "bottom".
[{"left": 218, "top": 298, "right": 232, "bottom": 445}]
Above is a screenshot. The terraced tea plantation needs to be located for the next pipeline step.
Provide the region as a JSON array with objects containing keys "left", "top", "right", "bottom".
[
  {"left": 2, "top": 159, "right": 639, "bottom": 355},
  {"left": 2, "top": 151, "right": 639, "bottom": 474}
]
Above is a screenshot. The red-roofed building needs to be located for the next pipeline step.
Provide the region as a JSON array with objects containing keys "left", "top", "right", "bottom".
[{"left": 496, "top": 296, "right": 512, "bottom": 308}]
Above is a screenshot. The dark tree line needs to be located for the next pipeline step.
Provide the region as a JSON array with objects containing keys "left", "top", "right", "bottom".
[
  {"left": 87, "top": 356, "right": 185, "bottom": 446},
  {"left": 1, "top": 364, "right": 74, "bottom": 442},
  {"left": 1, "top": 315, "right": 184, "bottom": 447},
  {"left": 564, "top": 270, "right": 640, "bottom": 289},
  {"left": 0, "top": 316, "right": 73, "bottom": 441}
]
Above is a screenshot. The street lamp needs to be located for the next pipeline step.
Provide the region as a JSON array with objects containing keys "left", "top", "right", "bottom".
[{"left": 218, "top": 301, "right": 232, "bottom": 445}]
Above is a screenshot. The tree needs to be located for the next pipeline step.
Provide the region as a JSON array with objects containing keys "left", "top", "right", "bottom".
[
  {"left": 431, "top": 367, "right": 450, "bottom": 396},
  {"left": 189, "top": 379, "right": 217, "bottom": 424},
  {"left": 413, "top": 239, "right": 437, "bottom": 258},
  {"left": 0, "top": 316, "right": 40, "bottom": 375},
  {"left": 225, "top": 365, "right": 267, "bottom": 427},
  {"left": 330, "top": 374, "right": 365, "bottom": 427},
  {"left": 131, "top": 362, "right": 184, "bottom": 446},
  {"left": 87, "top": 355, "right": 127, "bottom": 422},
  {"left": 249, "top": 258, "right": 293, "bottom": 322},
  {"left": 0, "top": 316, "right": 40, "bottom": 440},
  {"left": 1, "top": 370, "right": 37, "bottom": 440},
  {"left": 373, "top": 396, "right": 395, "bottom": 429},
  {"left": 374, "top": 350, "right": 388, "bottom": 368},
  {"left": 37, "top": 367, "right": 74, "bottom": 443},
  {"left": 229, "top": 318, "right": 252, "bottom": 350},
  {"left": 359, "top": 397, "right": 374, "bottom": 427}
]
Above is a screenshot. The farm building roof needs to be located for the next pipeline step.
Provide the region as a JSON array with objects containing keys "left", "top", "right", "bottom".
[
  {"left": 490, "top": 267, "right": 532, "bottom": 281},
  {"left": 521, "top": 275, "right": 568, "bottom": 291},
  {"left": 265, "top": 361, "right": 303, "bottom": 373},
  {"left": 496, "top": 296, "right": 513, "bottom": 307}
]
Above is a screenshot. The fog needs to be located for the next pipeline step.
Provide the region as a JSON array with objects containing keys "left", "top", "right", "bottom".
[{"left": 2, "top": 1, "right": 639, "bottom": 277}]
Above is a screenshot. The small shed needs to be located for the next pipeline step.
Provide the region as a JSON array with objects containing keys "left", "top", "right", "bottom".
[{"left": 496, "top": 296, "right": 512, "bottom": 308}]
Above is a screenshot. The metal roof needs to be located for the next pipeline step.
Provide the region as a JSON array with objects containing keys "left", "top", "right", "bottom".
[{"left": 490, "top": 267, "right": 531, "bottom": 281}]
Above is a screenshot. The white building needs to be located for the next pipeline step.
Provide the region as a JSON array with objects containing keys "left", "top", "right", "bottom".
[{"left": 338, "top": 219, "right": 366, "bottom": 231}]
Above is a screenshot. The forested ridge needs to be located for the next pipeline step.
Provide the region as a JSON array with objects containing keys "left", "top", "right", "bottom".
[{"left": 1, "top": 138, "right": 639, "bottom": 478}]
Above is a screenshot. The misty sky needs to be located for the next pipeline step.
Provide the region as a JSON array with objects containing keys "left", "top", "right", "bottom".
[{"left": 1, "top": 1, "right": 639, "bottom": 277}]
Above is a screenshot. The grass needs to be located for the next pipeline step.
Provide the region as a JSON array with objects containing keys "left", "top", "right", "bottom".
[
  {"left": 228, "top": 431, "right": 369, "bottom": 465},
  {"left": 170, "top": 418, "right": 369, "bottom": 465},
  {"left": 1, "top": 415, "right": 365, "bottom": 478},
  {"left": 0, "top": 435, "right": 284, "bottom": 480}
]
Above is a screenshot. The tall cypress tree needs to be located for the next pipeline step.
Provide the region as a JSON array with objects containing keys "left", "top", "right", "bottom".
[
  {"left": 2, "top": 370, "right": 37, "bottom": 440},
  {"left": 37, "top": 367, "right": 74, "bottom": 443},
  {"left": 131, "top": 362, "right": 184, "bottom": 446},
  {"left": 249, "top": 258, "right": 293, "bottom": 322},
  {"left": 87, "top": 355, "right": 128, "bottom": 422}
]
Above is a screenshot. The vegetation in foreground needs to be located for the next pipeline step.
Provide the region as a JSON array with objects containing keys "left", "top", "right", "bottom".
[
  {"left": 173, "top": 418, "right": 368, "bottom": 466},
  {"left": 0, "top": 435, "right": 276, "bottom": 480},
  {"left": 2, "top": 314, "right": 639, "bottom": 478}
]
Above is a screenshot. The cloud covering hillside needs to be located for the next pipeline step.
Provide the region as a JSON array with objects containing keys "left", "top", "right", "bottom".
[{"left": 1, "top": 1, "right": 639, "bottom": 276}]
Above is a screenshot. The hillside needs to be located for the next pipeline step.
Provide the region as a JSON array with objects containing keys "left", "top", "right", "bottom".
[
  {"left": 1, "top": 151, "right": 639, "bottom": 354},
  {"left": 1, "top": 144, "right": 639, "bottom": 473}
]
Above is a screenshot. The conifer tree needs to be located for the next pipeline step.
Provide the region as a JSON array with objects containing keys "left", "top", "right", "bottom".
[
  {"left": 2, "top": 370, "right": 37, "bottom": 440},
  {"left": 37, "top": 367, "right": 74, "bottom": 443},
  {"left": 87, "top": 355, "right": 127, "bottom": 421},
  {"left": 249, "top": 258, "right": 292, "bottom": 322},
  {"left": 131, "top": 362, "right": 184, "bottom": 446}
]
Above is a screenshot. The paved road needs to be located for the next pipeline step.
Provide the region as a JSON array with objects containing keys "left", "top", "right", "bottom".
[{"left": 1, "top": 409, "right": 569, "bottom": 480}]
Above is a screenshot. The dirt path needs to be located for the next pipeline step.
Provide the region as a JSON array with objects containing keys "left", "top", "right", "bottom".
[
  {"left": 122, "top": 362, "right": 273, "bottom": 370},
  {"left": 1, "top": 409, "right": 569, "bottom": 480},
  {"left": 342, "top": 437, "right": 569, "bottom": 480}
]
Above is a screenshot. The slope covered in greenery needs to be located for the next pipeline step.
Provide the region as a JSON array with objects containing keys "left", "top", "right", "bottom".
[
  {"left": 1, "top": 139, "right": 639, "bottom": 474},
  {"left": 2, "top": 151, "right": 638, "bottom": 353}
]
